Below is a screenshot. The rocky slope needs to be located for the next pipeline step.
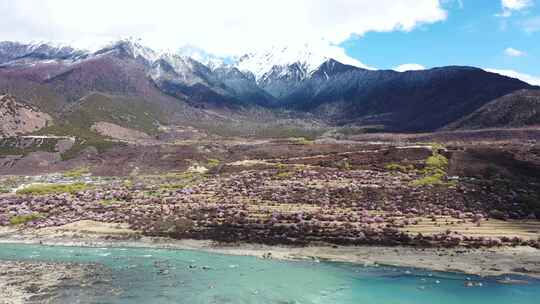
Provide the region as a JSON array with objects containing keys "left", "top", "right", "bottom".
[
  {"left": 445, "top": 89, "right": 540, "bottom": 130},
  {"left": 0, "top": 94, "right": 52, "bottom": 136}
]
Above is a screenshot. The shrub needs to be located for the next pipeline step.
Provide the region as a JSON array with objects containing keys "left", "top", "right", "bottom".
[
  {"left": 294, "top": 137, "right": 314, "bottom": 145},
  {"left": 158, "top": 171, "right": 206, "bottom": 190},
  {"left": 430, "top": 143, "right": 445, "bottom": 152},
  {"left": 385, "top": 163, "right": 414, "bottom": 173},
  {"left": 9, "top": 213, "right": 42, "bottom": 225},
  {"left": 63, "top": 166, "right": 90, "bottom": 178},
  {"left": 412, "top": 150, "right": 453, "bottom": 187},
  {"left": 275, "top": 163, "right": 287, "bottom": 170},
  {"left": 123, "top": 179, "right": 134, "bottom": 189},
  {"left": 16, "top": 183, "right": 91, "bottom": 195},
  {"left": 275, "top": 171, "right": 294, "bottom": 179},
  {"left": 206, "top": 159, "right": 221, "bottom": 168},
  {"left": 100, "top": 199, "right": 118, "bottom": 206},
  {"left": 273, "top": 163, "right": 297, "bottom": 179},
  {"left": 425, "top": 154, "right": 448, "bottom": 170},
  {"left": 336, "top": 159, "right": 352, "bottom": 170},
  {"left": 411, "top": 173, "right": 447, "bottom": 186}
]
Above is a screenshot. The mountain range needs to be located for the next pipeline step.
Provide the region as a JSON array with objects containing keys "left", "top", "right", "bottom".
[{"left": 0, "top": 38, "right": 538, "bottom": 140}]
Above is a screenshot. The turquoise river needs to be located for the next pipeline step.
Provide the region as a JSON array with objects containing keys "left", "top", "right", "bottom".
[{"left": 0, "top": 243, "right": 538, "bottom": 303}]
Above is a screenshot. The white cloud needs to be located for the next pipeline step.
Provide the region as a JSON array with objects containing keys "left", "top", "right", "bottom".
[
  {"left": 504, "top": 47, "right": 526, "bottom": 57},
  {"left": 393, "top": 63, "right": 427, "bottom": 72},
  {"left": 0, "top": 0, "right": 448, "bottom": 56},
  {"left": 502, "top": 0, "right": 534, "bottom": 10},
  {"left": 485, "top": 68, "right": 540, "bottom": 86},
  {"left": 499, "top": 0, "right": 534, "bottom": 17}
]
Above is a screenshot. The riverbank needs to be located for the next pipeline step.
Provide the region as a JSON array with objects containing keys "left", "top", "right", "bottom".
[
  {"left": 0, "top": 260, "right": 114, "bottom": 304},
  {"left": 1, "top": 221, "right": 539, "bottom": 280}
]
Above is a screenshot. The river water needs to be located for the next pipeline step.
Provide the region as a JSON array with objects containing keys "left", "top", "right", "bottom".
[{"left": 0, "top": 243, "right": 537, "bottom": 303}]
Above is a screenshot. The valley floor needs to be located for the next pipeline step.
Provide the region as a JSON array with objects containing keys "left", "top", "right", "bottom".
[{"left": 1, "top": 134, "right": 540, "bottom": 297}]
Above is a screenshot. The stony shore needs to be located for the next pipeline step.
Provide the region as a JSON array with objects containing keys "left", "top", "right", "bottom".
[
  {"left": 1, "top": 222, "right": 539, "bottom": 280},
  {"left": 0, "top": 260, "right": 114, "bottom": 304}
]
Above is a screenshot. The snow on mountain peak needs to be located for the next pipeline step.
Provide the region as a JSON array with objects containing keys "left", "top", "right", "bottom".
[
  {"left": 25, "top": 40, "right": 80, "bottom": 52},
  {"left": 0, "top": 40, "right": 89, "bottom": 65},
  {"left": 101, "top": 38, "right": 159, "bottom": 62},
  {"left": 1, "top": 38, "right": 373, "bottom": 87},
  {"left": 176, "top": 45, "right": 230, "bottom": 70},
  {"left": 234, "top": 43, "right": 369, "bottom": 81}
]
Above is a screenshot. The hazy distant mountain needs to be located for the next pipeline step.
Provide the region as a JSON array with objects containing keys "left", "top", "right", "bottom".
[{"left": 0, "top": 39, "right": 534, "bottom": 134}]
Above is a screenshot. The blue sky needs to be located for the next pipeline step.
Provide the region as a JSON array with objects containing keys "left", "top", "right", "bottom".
[{"left": 341, "top": 0, "right": 539, "bottom": 83}]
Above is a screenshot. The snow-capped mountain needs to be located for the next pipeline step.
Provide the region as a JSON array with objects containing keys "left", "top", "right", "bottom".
[
  {"left": 176, "top": 45, "right": 229, "bottom": 70},
  {"left": 233, "top": 43, "right": 367, "bottom": 82},
  {"left": 94, "top": 38, "right": 159, "bottom": 63},
  {"left": 0, "top": 39, "right": 360, "bottom": 89},
  {"left": 0, "top": 39, "right": 535, "bottom": 132},
  {"left": 152, "top": 53, "right": 211, "bottom": 85},
  {"left": 0, "top": 41, "right": 88, "bottom": 65},
  {"left": 231, "top": 43, "right": 369, "bottom": 98}
]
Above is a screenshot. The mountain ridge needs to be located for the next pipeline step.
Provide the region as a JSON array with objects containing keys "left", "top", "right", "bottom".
[
  {"left": 0, "top": 39, "right": 535, "bottom": 134},
  {"left": 445, "top": 89, "right": 540, "bottom": 130}
]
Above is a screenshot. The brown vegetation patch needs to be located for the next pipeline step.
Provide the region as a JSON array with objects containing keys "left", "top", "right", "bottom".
[{"left": 91, "top": 121, "right": 151, "bottom": 142}]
